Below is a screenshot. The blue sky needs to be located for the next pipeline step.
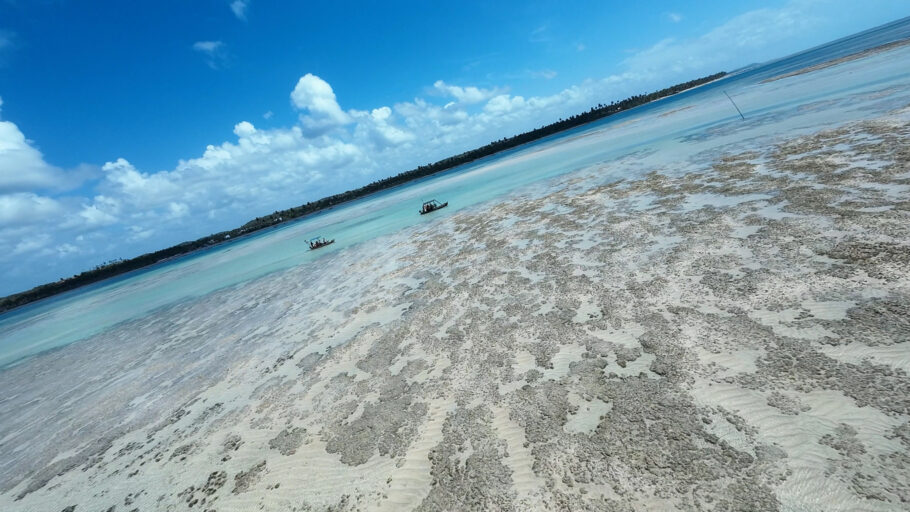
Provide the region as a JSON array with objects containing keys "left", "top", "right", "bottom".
[{"left": 0, "top": 0, "right": 907, "bottom": 295}]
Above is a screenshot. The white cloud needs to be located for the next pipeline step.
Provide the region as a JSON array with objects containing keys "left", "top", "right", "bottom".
[
  {"left": 192, "top": 41, "right": 229, "bottom": 69},
  {"left": 12, "top": 233, "right": 51, "bottom": 256},
  {"left": 192, "top": 41, "right": 222, "bottom": 53},
  {"left": 175, "top": 119, "right": 363, "bottom": 201},
  {"left": 53, "top": 242, "right": 80, "bottom": 256},
  {"left": 77, "top": 205, "right": 116, "bottom": 227},
  {"left": 665, "top": 12, "right": 683, "bottom": 23},
  {"left": 129, "top": 226, "right": 155, "bottom": 241},
  {"left": 230, "top": 0, "right": 249, "bottom": 21},
  {"left": 0, "top": 97, "right": 66, "bottom": 193},
  {"left": 77, "top": 196, "right": 119, "bottom": 227},
  {"left": 167, "top": 202, "right": 190, "bottom": 219},
  {"left": 351, "top": 106, "right": 415, "bottom": 148},
  {"left": 0, "top": 193, "right": 63, "bottom": 228},
  {"left": 576, "top": 43, "right": 587, "bottom": 52},
  {"left": 433, "top": 80, "right": 501, "bottom": 105},
  {"left": 263, "top": 110, "right": 274, "bottom": 120},
  {"left": 529, "top": 69, "right": 558, "bottom": 80},
  {"left": 483, "top": 94, "right": 526, "bottom": 116},
  {"left": 100, "top": 158, "right": 180, "bottom": 206},
  {"left": 291, "top": 73, "right": 352, "bottom": 134},
  {"left": 233, "top": 120, "right": 256, "bottom": 138}
]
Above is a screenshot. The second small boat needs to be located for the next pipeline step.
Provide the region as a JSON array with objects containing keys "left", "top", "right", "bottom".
[
  {"left": 308, "top": 236, "right": 335, "bottom": 250},
  {"left": 419, "top": 199, "right": 448, "bottom": 215}
]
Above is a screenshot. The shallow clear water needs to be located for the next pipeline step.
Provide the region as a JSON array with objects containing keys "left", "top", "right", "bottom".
[{"left": 1, "top": 18, "right": 909, "bottom": 368}]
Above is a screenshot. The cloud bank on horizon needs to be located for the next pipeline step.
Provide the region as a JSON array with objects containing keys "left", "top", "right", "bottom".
[{"left": 0, "top": 0, "right": 905, "bottom": 295}]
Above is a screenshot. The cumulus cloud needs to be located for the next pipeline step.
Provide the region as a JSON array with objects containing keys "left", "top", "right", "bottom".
[
  {"left": 100, "top": 158, "right": 180, "bottom": 206},
  {"left": 233, "top": 120, "right": 256, "bottom": 137},
  {"left": 174, "top": 119, "right": 363, "bottom": 203},
  {"left": 351, "top": 106, "right": 415, "bottom": 148},
  {"left": 75, "top": 195, "right": 120, "bottom": 228},
  {"left": 192, "top": 41, "right": 229, "bottom": 69},
  {"left": 483, "top": 94, "right": 527, "bottom": 116},
  {"left": 433, "top": 80, "right": 501, "bottom": 105},
  {"left": 12, "top": 233, "right": 51, "bottom": 256},
  {"left": 230, "top": 0, "right": 249, "bottom": 21},
  {"left": 167, "top": 202, "right": 190, "bottom": 219},
  {"left": 0, "top": 97, "right": 66, "bottom": 193},
  {"left": 291, "top": 73, "right": 352, "bottom": 134},
  {"left": 0, "top": 193, "right": 63, "bottom": 228}
]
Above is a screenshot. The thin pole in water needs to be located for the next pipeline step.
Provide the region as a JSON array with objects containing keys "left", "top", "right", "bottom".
[{"left": 723, "top": 90, "right": 745, "bottom": 120}]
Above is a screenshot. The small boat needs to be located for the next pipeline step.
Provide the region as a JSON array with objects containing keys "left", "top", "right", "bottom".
[
  {"left": 419, "top": 199, "right": 448, "bottom": 215},
  {"left": 308, "top": 236, "right": 335, "bottom": 250}
]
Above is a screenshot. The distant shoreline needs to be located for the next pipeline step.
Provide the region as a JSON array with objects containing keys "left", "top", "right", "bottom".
[
  {"left": 0, "top": 71, "right": 726, "bottom": 314},
  {"left": 761, "top": 37, "right": 910, "bottom": 83}
]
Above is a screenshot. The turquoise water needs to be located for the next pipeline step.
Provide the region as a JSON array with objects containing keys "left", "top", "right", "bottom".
[{"left": 1, "top": 18, "right": 909, "bottom": 368}]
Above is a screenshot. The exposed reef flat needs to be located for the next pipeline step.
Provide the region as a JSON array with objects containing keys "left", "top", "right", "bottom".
[{"left": 2, "top": 103, "right": 910, "bottom": 511}]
